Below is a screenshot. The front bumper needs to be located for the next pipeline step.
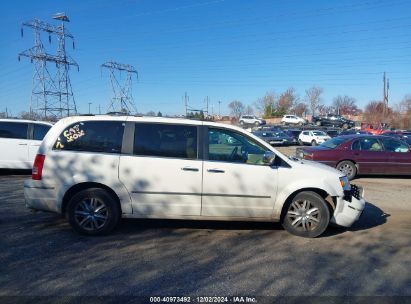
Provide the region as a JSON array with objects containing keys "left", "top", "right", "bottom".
[
  {"left": 24, "top": 179, "right": 59, "bottom": 213},
  {"left": 330, "top": 185, "right": 365, "bottom": 227}
]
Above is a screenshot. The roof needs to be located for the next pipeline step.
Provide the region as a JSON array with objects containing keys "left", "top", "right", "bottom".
[{"left": 0, "top": 118, "right": 53, "bottom": 125}]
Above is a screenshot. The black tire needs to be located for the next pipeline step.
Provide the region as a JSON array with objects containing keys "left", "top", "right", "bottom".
[
  {"left": 298, "top": 139, "right": 304, "bottom": 146},
  {"left": 67, "top": 188, "right": 120, "bottom": 236},
  {"left": 254, "top": 121, "right": 260, "bottom": 126},
  {"left": 239, "top": 120, "right": 244, "bottom": 126},
  {"left": 336, "top": 160, "right": 357, "bottom": 180},
  {"left": 281, "top": 191, "right": 330, "bottom": 238},
  {"left": 311, "top": 140, "right": 317, "bottom": 146},
  {"left": 342, "top": 123, "right": 348, "bottom": 129}
]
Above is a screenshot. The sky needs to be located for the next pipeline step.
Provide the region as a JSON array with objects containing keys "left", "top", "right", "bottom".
[{"left": 0, "top": 0, "right": 411, "bottom": 116}]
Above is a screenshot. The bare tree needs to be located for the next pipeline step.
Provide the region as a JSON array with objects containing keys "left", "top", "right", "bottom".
[
  {"left": 228, "top": 100, "right": 245, "bottom": 119},
  {"left": 333, "top": 95, "right": 358, "bottom": 115},
  {"left": 145, "top": 111, "right": 156, "bottom": 116},
  {"left": 254, "top": 91, "right": 277, "bottom": 117},
  {"left": 364, "top": 100, "right": 389, "bottom": 123},
  {"left": 294, "top": 102, "right": 308, "bottom": 117},
  {"left": 305, "top": 86, "right": 323, "bottom": 116},
  {"left": 244, "top": 105, "right": 254, "bottom": 115},
  {"left": 278, "top": 88, "right": 298, "bottom": 113},
  {"left": 399, "top": 94, "right": 411, "bottom": 113}
]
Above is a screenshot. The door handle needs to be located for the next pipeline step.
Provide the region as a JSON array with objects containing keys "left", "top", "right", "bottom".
[
  {"left": 18, "top": 143, "right": 28, "bottom": 146},
  {"left": 181, "top": 167, "right": 199, "bottom": 172},
  {"left": 207, "top": 169, "right": 225, "bottom": 173}
]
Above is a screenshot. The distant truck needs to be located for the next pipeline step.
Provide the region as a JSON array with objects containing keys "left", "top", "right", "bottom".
[{"left": 312, "top": 114, "right": 354, "bottom": 129}]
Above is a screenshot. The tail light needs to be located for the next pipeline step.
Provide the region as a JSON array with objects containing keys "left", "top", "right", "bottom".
[{"left": 32, "top": 154, "right": 46, "bottom": 180}]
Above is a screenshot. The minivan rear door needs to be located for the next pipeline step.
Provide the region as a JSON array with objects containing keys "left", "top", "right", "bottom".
[
  {"left": 0, "top": 121, "right": 30, "bottom": 169},
  {"left": 119, "top": 122, "right": 202, "bottom": 216}
]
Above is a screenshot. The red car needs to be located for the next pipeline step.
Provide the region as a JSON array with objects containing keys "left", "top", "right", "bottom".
[{"left": 296, "top": 135, "right": 411, "bottom": 180}]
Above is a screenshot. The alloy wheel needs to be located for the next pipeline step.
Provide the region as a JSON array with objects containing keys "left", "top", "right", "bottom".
[
  {"left": 74, "top": 198, "right": 108, "bottom": 231},
  {"left": 286, "top": 199, "right": 320, "bottom": 232}
]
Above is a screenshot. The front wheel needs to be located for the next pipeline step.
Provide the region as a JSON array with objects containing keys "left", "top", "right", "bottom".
[
  {"left": 316, "top": 121, "right": 321, "bottom": 126},
  {"left": 298, "top": 139, "right": 304, "bottom": 146},
  {"left": 311, "top": 140, "right": 317, "bottom": 146},
  {"left": 67, "top": 188, "right": 120, "bottom": 235},
  {"left": 281, "top": 191, "right": 330, "bottom": 238},
  {"left": 336, "top": 160, "right": 357, "bottom": 180},
  {"left": 342, "top": 123, "right": 348, "bottom": 129}
]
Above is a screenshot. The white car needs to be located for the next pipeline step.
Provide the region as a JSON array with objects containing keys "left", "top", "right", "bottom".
[
  {"left": 298, "top": 130, "right": 331, "bottom": 146},
  {"left": 0, "top": 119, "right": 52, "bottom": 169},
  {"left": 24, "top": 115, "right": 364, "bottom": 238},
  {"left": 281, "top": 115, "right": 306, "bottom": 125},
  {"left": 239, "top": 115, "right": 266, "bottom": 126}
]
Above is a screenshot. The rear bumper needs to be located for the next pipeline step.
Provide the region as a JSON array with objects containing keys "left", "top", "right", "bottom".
[
  {"left": 331, "top": 194, "right": 365, "bottom": 227},
  {"left": 24, "top": 180, "right": 59, "bottom": 213}
]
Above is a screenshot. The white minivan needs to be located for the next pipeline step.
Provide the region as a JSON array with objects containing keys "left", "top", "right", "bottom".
[
  {"left": 24, "top": 116, "right": 365, "bottom": 238},
  {"left": 0, "top": 119, "right": 52, "bottom": 169}
]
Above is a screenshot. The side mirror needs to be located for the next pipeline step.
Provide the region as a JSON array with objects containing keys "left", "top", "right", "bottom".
[{"left": 263, "top": 152, "right": 276, "bottom": 165}]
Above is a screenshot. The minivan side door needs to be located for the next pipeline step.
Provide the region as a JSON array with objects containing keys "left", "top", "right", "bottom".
[
  {"left": 202, "top": 127, "right": 278, "bottom": 218},
  {"left": 119, "top": 123, "right": 202, "bottom": 216},
  {"left": 0, "top": 121, "right": 30, "bottom": 169}
]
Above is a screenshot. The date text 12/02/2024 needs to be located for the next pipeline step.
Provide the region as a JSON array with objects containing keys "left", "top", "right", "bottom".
[{"left": 149, "top": 296, "right": 257, "bottom": 303}]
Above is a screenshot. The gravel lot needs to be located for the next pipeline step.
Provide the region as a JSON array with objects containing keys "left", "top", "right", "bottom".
[{"left": 1, "top": 152, "right": 411, "bottom": 296}]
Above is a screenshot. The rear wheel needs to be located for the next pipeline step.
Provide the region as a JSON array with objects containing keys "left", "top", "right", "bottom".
[
  {"left": 342, "top": 123, "right": 348, "bottom": 129},
  {"left": 281, "top": 191, "right": 330, "bottom": 238},
  {"left": 316, "top": 121, "right": 321, "bottom": 126},
  {"left": 337, "top": 160, "right": 357, "bottom": 180},
  {"left": 67, "top": 188, "right": 120, "bottom": 235}
]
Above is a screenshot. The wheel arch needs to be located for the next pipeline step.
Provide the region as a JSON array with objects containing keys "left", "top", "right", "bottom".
[
  {"left": 61, "top": 182, "right": 122, "bottom": 215},
  {"left": 279, "top": 187, "right": 335, "bottom": 222}
]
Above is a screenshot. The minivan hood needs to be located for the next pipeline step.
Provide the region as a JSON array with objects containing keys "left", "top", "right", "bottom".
[{"left": 289, "top": 157, "right": 344, "bottom": 177}]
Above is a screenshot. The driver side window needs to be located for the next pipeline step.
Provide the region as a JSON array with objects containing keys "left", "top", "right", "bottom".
[{"left": 208, "top": 128, "right": 269, "bottom": 165}]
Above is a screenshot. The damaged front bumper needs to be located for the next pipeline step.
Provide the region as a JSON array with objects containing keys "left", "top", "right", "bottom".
[{"left": 331, "top": 184, "right": 365, "bottom": 227}]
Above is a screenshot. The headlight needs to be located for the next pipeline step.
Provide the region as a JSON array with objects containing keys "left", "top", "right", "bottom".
[{"left": 339, "top": 176, "right": 351, "bottom": 191}]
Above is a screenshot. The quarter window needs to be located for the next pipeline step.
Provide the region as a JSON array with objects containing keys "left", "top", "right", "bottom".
[
  {"left": 33, "top": 124, "right": 51, "bottom": 140},
  {"left": 54, "top": 121, "right": 124, "bottom": 153},
  {"left": 208, "top": 128, "right": 269, "bottom": 165},
  {"left": 0, "top": 122, "right": 28, "bottom": 139},
  {"left": 133, "top": 123, "right": 198, "bottom": 159}
]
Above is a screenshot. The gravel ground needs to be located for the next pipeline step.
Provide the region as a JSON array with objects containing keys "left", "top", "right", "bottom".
[{"left": 0, "top": 162, "right": 410, "bottom": 297}]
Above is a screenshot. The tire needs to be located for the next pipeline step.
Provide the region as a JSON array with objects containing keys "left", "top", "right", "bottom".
[
  {"left": 342, "top": 123, "right": 348, "bottom": 129},
  {"left": 316, "top": 121, "right": 321, "bottom": 126},
  {"left": 311, "top": 140, "right": 317, "bottom": 146},
  {"left": 255, "top": 121, "right": 260, "bottom": 126},
  {"left": 239, "top": 120, "right": 244, "bottom": 126},
  {"left": 281, "top": 191, "right": 330, "bottom": 238},
  {"left": 336, "top": 160, "right": 357, "bottom": 180},
  {"left": 67, "top": 188, "right": 120, "bottom": 236},
  {"left": 298, "top": 139, "right": 304, "bottom": 146},
  {"left": 298, "top": 122, "right": 303, "bottom": 126}
]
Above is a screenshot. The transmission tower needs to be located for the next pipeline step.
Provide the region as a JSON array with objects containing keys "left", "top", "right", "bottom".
[
  {"left": 101, "top": 61, "right": 138, "bottom": 114},
  {"left": 18, "top": 13, "right": 78, "bottom": 120}
]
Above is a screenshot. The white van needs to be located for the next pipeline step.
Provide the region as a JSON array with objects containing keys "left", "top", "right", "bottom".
[
  {"left": 24, "top": 116, "right": 365, "bottom": 237},
  {"left": 0, "top": 119, "right": 52, "bottom": 169}
]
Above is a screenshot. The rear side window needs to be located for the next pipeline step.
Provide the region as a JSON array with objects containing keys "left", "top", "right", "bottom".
[
  {"left": 33, "top": 124, "right": 51, "bottom": 140},
  {"left": 382, "top": 138, "right": 409, "bottom": 153},
  {"left": 54, "top": 121, "right": 124, "bottom": 153},
  {"left": 134, "top": 123, "right": 197, "bottom": 159},
  {"left": 0, "top": 122, "right": 28, "bottom": 139}
]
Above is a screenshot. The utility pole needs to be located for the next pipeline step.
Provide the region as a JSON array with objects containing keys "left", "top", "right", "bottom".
[
  {"left": 383, "top": 72, "right": 389, "bottom": 121},
  {"left": 18, "top": 13, "right": 78, "bottom": 120},
  {"left": 101, "top": 61, "right": 138, "bottom": 114},
  {"left": 184, "top": 92, "right": 189, "bottom": 117},
  {"left": 88, "top": 102, "right": 92, "bottom": 114},
  {"left": 97, "top": 104, "right": 102, "bottom": 115},
  {"left": 218, "top": 100, "right": 222, "bottom": 117}
]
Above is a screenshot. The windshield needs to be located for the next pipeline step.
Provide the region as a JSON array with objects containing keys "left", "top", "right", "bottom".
[
  {"left": 313, "top": 131, "right": 327, "bottom": 136},
  {"left": 320, "top": 137, "right": 348, "bottom": 149}
]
